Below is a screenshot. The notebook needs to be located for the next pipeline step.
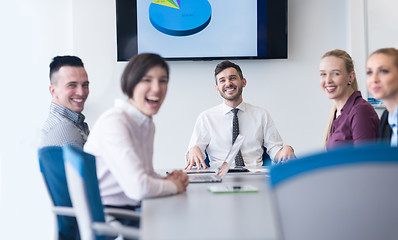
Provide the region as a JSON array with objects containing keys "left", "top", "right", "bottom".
[{"left": 188, "top": 135, "right": 245, "bottom": 183}]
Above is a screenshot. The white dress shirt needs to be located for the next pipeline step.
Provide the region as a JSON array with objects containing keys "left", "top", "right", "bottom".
[
  {"left": 84, "top": 99, "right": 177, "bottom": 207},
  {"left": 188, "top": 102, "right": 284, "bottom": 167}
]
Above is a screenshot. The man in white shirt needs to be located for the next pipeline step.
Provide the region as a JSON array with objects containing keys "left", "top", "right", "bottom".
[{"left": 185, "top": 61, "right": 295, "bottom": 169}]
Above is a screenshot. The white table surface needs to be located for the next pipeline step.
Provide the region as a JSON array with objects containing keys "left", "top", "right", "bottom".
[{"left": 140, "top": 172, "right": 281, "bottom": 240}]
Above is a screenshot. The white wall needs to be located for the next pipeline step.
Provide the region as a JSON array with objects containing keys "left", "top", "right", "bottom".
[
  {"left": 0, "top": 0, "right": 377, "bottom": 238},
  {"left": 0, "top": 1, "right": 73, "bottom": 238},
  {"left": 73, "top": 0, "right": 349, "bottom": 171},
  {"left": 157, "top": 0, "right": 348, "bottom": 167},
  {"left": 367, "top": 0, "right": 398, "bottom": 53}
]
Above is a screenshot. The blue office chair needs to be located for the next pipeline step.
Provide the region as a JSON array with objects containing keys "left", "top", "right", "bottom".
[
  {"left": 204, "top": 151, "right": 210, "bottom": 168},
  {"left": 261, "top": 147, "right": 271, "bottom": 166},
  {"left": 269, "top": 144, "right": 398, "bottom": 240},
  {"left": 63, "top": 144, "right": 140, "bottom": 240},
  {"left": 38, "top": 146, "right": 140, "bottom": 240},
  {"left": 38, "top": 146, "right": 80, "bottom": 240}
]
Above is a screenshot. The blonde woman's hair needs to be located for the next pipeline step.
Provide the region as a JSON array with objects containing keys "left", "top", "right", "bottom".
[
  {"left": 369, "top": 47, "right": 398, "bottom": 68},
  {"left": 321, "top": 49, "right": 358, "bottom": 148}
]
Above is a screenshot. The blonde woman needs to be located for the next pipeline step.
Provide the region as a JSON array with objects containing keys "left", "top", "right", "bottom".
[
  {"left": 320, "top": 49, "right": 379, "bottom": 150},
  {"left": 367, "top": 48, "right": 398, "bottom": 146}
]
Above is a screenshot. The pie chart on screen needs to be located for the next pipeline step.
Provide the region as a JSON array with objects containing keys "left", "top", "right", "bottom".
[{"left": 149, "top": 0, "right": 212, "bottom": 37}]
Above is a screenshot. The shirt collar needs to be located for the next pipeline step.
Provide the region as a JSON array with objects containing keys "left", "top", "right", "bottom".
[
  {"left": 50, "top": 102, "right": 86, "bottom": 124},
  {"left": 114, "top": 99, "right": 152, "bottom": 126},
  {"left": 340, "top": 91, "right": 362, "bottom": 114},
  {"left": 388, "top": 105, "right": 398, "bottom": 128},
  {"left": 222, "top": 101, "right": 246, "bottom": 115}
]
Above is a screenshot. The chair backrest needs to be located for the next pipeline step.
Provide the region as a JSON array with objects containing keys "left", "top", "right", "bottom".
[
  {"left": 269, "top": 144, "right": 398, "bottom": 240},
  {"left": 63, "top": 144, "right": 106, "bottom": 240},
  {"left": 37, "top": 146, "right": 80, "bottom": 240},
  {"left": 261, "top": 147, "right": 271, "bottom": 166}
]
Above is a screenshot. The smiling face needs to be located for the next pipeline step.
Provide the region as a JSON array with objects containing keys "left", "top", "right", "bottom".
[
  {"left": 215, "top": 67, "right": 246, "bottom": 107},
  {"left": 50, "top": 66, "right": 89, "bottom": 113},
  {"left": 366, "top": 53, "right": 398, "bottom": 104},
  {"left": 319, "top": 56, "right": 355, "bottom": 103},
  {"left": 129, "top": 65, "right": 168, "bottom": 117}
]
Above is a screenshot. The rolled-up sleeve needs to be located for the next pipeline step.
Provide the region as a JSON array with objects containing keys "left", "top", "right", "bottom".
[
  {"left": 262, "top": 112, "right": 283, "bottom": 160},
  {"left": 187, "top": 112, "right": 211, "bottom": 158}
]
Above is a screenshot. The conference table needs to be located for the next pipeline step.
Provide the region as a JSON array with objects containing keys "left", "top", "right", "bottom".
[{"left": 140, "top": 169, "right": 281, "bottom": 240}]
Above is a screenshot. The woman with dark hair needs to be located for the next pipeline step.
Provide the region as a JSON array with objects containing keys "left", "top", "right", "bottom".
[
  {"left": 319, "top": 49, "right": 379, "bottom": 150},
  {"left": 367, "top": 48, "right": 398, "bottom": 146},
  {"left": 84, "top": 53, "right": 188, "bottom": 210}
]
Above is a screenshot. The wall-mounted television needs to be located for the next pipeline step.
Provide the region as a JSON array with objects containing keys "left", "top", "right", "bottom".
[{"left": 116, "top": 0, "right": 287, "bottom": 61}]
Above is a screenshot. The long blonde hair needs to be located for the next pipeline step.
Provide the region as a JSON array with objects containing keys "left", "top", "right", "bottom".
[{"left": 322, "top": 49, "right": 359, "bottom": 147}]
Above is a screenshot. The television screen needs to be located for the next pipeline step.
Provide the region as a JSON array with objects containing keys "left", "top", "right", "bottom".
[{"left": 116, "top": 0, "right": 287, "bottom": 61}]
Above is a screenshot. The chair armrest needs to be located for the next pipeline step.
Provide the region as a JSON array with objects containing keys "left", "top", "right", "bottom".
[
  {"left": 92, "top": 222, "right": 140, "bottom": 239},
  {"left": 104, "top": 207, "right": 141, "bottom": 221},
  {"left": 52, "top": 206, "right": 75, "bottom": 217}
]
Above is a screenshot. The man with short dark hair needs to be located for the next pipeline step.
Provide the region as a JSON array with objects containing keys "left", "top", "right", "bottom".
[
  {"left": 39, "top": 55, "right": 90, "bottom": 148},
  {"left": 185, "top": 60, "right": 295, "bottom": 170}
]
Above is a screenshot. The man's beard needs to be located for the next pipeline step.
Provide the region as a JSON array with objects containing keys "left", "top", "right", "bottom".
[{"left": 219, "top": 84, "right": 243, "bottom": 101}]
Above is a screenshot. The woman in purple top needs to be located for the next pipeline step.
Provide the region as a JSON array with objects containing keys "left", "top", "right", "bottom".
[{"left": 319, "top": 49, "right": 379, "bottom": 150}]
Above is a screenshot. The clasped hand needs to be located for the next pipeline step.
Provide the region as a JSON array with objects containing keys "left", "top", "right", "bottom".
[{"left": 165, "top": 170, "right": 189, "bottom": 193}]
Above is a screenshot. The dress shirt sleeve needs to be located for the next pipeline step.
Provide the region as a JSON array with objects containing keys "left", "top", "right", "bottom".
[
  {"left": 95, "top": 113, "right": 177, "bottom": 201},
  {"left": 187, "top": 112, "right": 211, "bottom": 158},
  {"left": 262, "top": 112, "right": 283, "bottom": 160},
  {"left": 351, "top": 104, "right": 380, "bottom": 144}
]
